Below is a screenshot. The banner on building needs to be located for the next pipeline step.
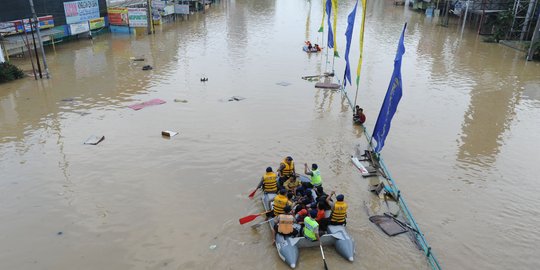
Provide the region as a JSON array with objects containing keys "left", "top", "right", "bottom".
[
  {"left": 89, "top": 17, "right": 105, "bottom": 30},
  {"left": 108, "top": 7, "right": 129, "bottom": 26},
  {"left": 0, "top": 16, "right": 55, "bottom": 34},
  {"left": 69, "top": 21, "right": 90, "bottom": 35},
  {"left": 174, "top": 4, "right": 190, "bottom": 14},
  {"left": 64, "top": 0, "right": 100, "bottom": 24},
  {"left": 128, "top": 8, "right": 148, "bottom": 28}
]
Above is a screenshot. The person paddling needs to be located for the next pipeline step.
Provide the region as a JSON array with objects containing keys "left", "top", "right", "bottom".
[
  {"left": 268, "top": 189, "right": 293, "bottom": 218},
  {"left": 257, "top": 167, "right": 278, "bottom": 194},
  {"left": 274, "top": 205, "right": 299, "bottom": 241}
]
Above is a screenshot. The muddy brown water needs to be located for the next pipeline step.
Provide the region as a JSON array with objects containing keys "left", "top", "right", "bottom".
[{"left": 1, "top": 0, "right": 540, "bottom": 269}]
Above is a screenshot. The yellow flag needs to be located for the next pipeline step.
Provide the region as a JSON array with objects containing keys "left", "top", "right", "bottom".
[
  {"left": 332, "top": 0, "right": 339, "bottom": 57},
  {"left": 356, "top": 0, "right": 367, "bottom": 85}
]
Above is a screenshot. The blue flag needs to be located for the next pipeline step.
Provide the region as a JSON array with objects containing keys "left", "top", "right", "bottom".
[
  {"left": 372, "top": 23, "right": 407, "bottom": 153},
  {"left": 343, "top": 0, "right": 358, "bottom": 87},
  {"left": 326, "top": 0, "right": 334, "bottom": 49}
]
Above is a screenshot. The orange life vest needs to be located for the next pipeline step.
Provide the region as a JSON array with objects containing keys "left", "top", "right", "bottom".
[{"left": 277, "top": 214, "right": 294, "bottom": 234}]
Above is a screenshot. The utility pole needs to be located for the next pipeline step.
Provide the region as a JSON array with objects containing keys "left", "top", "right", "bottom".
[
  {"left": 527, "top": 15, "right": 540, "bottom": 61},
  {"left": 30, "top": 21, "right": 43, "bottom": 78},
  {"left": 28, "top": 0, "right": 50, "bottom": 78},
  {"left": 146, "top": 0, "right": 154, "bottom": 34}
]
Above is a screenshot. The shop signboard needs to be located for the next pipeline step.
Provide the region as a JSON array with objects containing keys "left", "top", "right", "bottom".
[
  {"left": 164, "top": 5, "right": 175, "bottom": 16},
  {"left": 108, "top": 7, "right": 129, "bottom": 26},
  {"left": 69, "top": 21, "right": 90, "bottom": 35},
  {"left": 152, "top": 0, "right": 166, "bottom": 11},
  {"left": 64, "top": 0, "right": 100, "bottom": 24},
  {"left": 89, "top": 17, "right": 105, "bottom": 30},
  {"left": 128, "top": 8, "right": 148, "bottom": 28},
  {"left": 174, "top": 4, "right": 190, "bottom": 14}
]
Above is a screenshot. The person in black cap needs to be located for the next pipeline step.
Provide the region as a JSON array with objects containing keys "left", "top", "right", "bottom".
[
  {"left": 303, "top": 209, "right": 320, "bottom": 241},
  {"left": 278, "top": 156, "right": 295, "bottom": 187},
  {"left": 257, "top": 167, "right": 278, "bottom": 194},
  {"left": 327, "top": 191, "right": 348, "bottom": 225}
]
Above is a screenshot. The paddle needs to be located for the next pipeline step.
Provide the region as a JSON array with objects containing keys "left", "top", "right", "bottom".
[
  {"left": 239, "top": 210, "right": 270, "bottom": 225},
  {"left": 251, "top": 219, "right": 272, "bottom": 229},
  {"left": 248, "top": 187, "right": 258, "bottom": 199},
  {"left": 320, "top": 242, "right": 329, "bottom": 270}
]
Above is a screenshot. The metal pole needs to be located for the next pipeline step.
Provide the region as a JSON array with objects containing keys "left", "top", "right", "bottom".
[
  {"left": 460, "top": 0, "right": 470, "bottom": 38},
  {"left": 22, "top": 27, "right": 38, "bottom": 80},
  {"left": 29, "top": 0, "right": 50, "bottom": 78},
  {"left": 30, "top": 21, "right": 43, "bottom": 78},
  {"left": 527, "top": 14, "right": 540, "bottom": 60}
]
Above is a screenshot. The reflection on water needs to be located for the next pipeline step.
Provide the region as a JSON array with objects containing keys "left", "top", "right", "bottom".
[{"left": 2, "top": 0, "right": 540, "bottom": 269}]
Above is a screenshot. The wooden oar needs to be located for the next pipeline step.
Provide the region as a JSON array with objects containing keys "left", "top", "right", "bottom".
[
  {"left": 320, "top": 242, "right": 329, "bottom": 270},
  {"left": 239, "top": 210, "right": 270, "bottom": 225},
  {"left": 248, "top": 187, "right": 258, "bottom": 199}
]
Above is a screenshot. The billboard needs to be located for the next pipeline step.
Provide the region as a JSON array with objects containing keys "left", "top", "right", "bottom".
[
  {"left": 128, "top": 8, "right": 148, "bottom": 28},
  {"left": 108, "top": 7, "right": 129, "bottom": 26},
  {"left": 174, "top": 4, "right": 189, "bottom": 14},
  {"left": 64, "top": 0, "right": 100, "bottom": 24},
  {"left": 89, "top": 17, "right": 105, "bottom": 30},
  {"left": 69, "top": 21, "right": 90, "bottom": 35}
]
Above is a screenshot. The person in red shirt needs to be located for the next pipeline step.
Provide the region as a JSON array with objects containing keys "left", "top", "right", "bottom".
[{"left": 354, "top": 105, "right": 366, "bottom": 124}]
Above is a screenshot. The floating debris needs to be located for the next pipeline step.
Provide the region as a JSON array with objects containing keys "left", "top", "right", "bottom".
[
  {"left": 276, "top": 81, "right": 291, "bottom": 86},
  {"left": 128, "top": 99, "right": 166, "bottom": 111},
  {"left": 84, "top": 135, "right": 105, "bottom": 145},
  {"left": 200, "top": 77, "right": 208, "bottom": 82},
  {"left": 142, "top": 65, "right": 153, "bottom": 71},
  {"left": 315, "top": 82, "right": 340, "bottom": 89},
  {"left": 161, "top": 130, "right": 179, "bottom": 137},
  {"left": 228, "top": 96, "right": 245, "bottom": 102},
  {"left": 209, "top": 245, "right": 217, "bottom": 250},
  {"left": 130, "top": 56, "right": 145, "bottom": 61},
  {"left": 61, "top": 98, "right": 75, "bottom": 102},
  {"left": 174, "top": 99, "right": 188, "bottom": 103}
]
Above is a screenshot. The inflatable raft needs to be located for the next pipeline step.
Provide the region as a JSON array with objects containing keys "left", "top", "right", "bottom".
[{"left": 261, "top": 175, "right": 355, "bottom": 268}]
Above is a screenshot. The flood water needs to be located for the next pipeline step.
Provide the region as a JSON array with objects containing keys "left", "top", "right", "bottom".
[{"left": 1, "top": 0, "right": 540, "bottom": 269}]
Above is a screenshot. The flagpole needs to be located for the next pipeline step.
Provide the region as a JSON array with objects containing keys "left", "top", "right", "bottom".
[{"left": 353, "top": 0, "right": 367, "bottom": 108}]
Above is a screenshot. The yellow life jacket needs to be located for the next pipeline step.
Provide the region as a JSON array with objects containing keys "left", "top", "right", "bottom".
[
  {"left": 263, "top": 172, "right": 277, "bottom": 193},
  {"left": 277, "top": 214, "right": 294, "bottom": 234},
  {"left": 273, "top": 194, "right": 289, "bottom": 216},
  {"left": 330, "top": 201, "right": 348, "bottom": 223},
  {"left": 281, "top": 159, "right": 295, "bottom": 176}
]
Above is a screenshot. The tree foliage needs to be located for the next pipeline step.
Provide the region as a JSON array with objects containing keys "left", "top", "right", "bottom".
[{"left": 0, "top": 62, "right": 25, "bottom": 83}]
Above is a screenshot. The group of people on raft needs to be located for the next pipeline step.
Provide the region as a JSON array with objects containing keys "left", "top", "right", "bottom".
[
  {"left": 305, "top": 41, "right": 322, "bottom": 52},
  {"left": 255, "top": 156, "right": 348, "bottom": 243}
]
